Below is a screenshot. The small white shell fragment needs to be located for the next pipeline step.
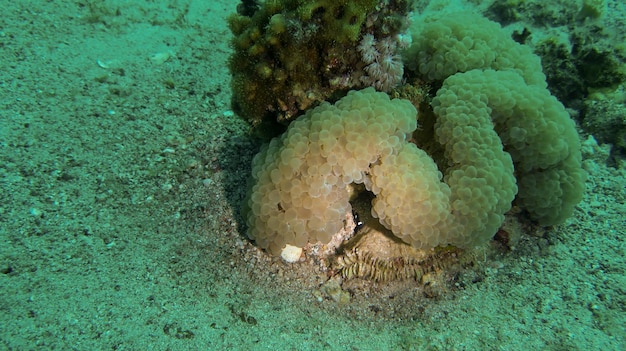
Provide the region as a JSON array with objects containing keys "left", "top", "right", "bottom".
[
  {"left": 280, "top": 244, "right": 303, "bottom": 263},
  {"left": 96, "top": 59, "right": 109, "bottom": 68},
  {"left": 150, "top": 51, "right": 174, "bottom": 65},
  {"left": 96, "top": 59, "right": 120, "bottom": 69}
]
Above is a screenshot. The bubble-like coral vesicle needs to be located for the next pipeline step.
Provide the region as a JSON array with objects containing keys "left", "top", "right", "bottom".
[{"left": 231, "top": 3, "right": 586, "bottom": 276}]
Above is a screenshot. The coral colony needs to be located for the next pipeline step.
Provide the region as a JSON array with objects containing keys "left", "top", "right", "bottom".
[{"left": 229, "top": 1, "right": 585, "bottom": 278}]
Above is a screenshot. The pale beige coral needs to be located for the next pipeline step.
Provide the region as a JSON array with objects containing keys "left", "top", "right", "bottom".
[
  {"left": 242, "top": 88, "right": 417, "bottom": 255},
  {"left": 404, "top": 12, "right": 547, "bottom": 87},
  {"left": 432, "top": 68, "right": 584, "bottom": 229},
  {"left": 242, "top": 12, "right": 585, "bottom": 258}
]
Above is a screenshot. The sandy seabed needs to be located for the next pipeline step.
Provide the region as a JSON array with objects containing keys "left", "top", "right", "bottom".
[{"left": 0, "top": 1, "right": 624, "bottom": 350}]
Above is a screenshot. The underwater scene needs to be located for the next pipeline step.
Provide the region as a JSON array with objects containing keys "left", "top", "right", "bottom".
[{"left": 0, "top": 0, "right": 624, "bottom": 349}]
